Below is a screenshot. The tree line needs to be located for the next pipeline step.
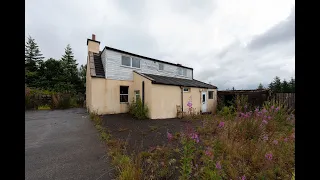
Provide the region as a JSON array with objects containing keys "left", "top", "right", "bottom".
[
  {"left": 25, "top": 36, "right": 86, "bottom": 94},
  {"left": 258, "top": 76, "right": 295, "bottom": 93}
]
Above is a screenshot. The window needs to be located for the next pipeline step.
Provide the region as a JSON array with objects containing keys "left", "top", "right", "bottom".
[
  {"left": 183, "top": 88, "right": 189, "bottom": 92},
  {"left": 183, "top": 69, "right": 187, "bottom": 76},
  {"left": 121, "top": 56, "right": 131, "bottom": 66},
  {"left": 121, "top": 55, "right": 141, "bottom": 68},
  {"left": 178, "top": 67, "right": 183, "bottom": 75},
  {"left": 120, "top": 86, "right": 129, "bottom": 103},
  {"left": 208, "top": 91, "right": 213, "bottom": 99},
  {"left": 132, "top": 57, "right": 140, "bottom": 68},
  {"left": 159, "top": 63, "right": 164, "bottom": 70},
  {"left": 134, "top": 90, "right": 140, "bottom": 101}
]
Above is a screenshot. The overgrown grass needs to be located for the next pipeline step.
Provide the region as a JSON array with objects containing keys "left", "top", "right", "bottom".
[
  {"left": 89, "top": 95, "right": 295, "bottom": 179},
  {"left": 38, "top": 104, "right": 51, "bottom": 110},
  {"left": 89, "top": 111, "right": 142, "bottom": 180}
]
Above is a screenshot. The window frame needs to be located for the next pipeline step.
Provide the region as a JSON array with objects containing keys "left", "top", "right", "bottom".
[
  {"left": 121, "top": 55, "right": 131, "bottom": 67},
  {"left": 208, "top": 91, "right": 214, "bottom": 99},
  {"left": 120, "top": 86, "right": 129, "bottom": 103},
  {"left": 183, "top": 87, "right": 190, "bottom": 92},
  {"left": 121, "top": 55, "right": 141, "bottom": 69}
]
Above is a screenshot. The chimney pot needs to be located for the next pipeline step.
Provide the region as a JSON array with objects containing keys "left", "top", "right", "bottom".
[{"left": 92, "top": 34, "right": 96, "bottom": 40}]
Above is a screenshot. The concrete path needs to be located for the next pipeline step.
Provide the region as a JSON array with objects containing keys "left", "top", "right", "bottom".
[{"left": 25, "top": 108, "right": 112, "bottom": 180}]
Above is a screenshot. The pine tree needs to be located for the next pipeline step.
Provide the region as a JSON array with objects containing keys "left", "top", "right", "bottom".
[
  {"left": 269, "top": 76, "right": 282, "bottom": 93},
  {"left": 257, "top": 83, "right": 264, "bottom": 89},
  {"left": 60, "top": 44, "right": 79, "bottom": 93},
  {"left": 25, "top": 35, "right": 44, "bottom": 72},
  {"left": 281, "top": 79, "right": 290, "bottom": 93},
  {"left": 289, "top": 77, "right": 295, "bottom": 92}
]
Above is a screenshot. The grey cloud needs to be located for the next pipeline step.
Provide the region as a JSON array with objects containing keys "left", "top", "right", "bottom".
[{"left": 247, "top": 8, "right": 295, "bottom": 50}]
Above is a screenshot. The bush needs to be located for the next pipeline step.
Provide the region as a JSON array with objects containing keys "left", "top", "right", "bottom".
[{"left": 128, "top": 97, "right": 149, "bottom": 120}]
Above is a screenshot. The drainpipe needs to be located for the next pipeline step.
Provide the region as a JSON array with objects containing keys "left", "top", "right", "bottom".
[{"left": 180, "top": 86, "right": 183, "bottom": 117}]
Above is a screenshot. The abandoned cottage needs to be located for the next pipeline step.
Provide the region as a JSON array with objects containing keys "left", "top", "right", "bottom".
[{"left": 86, "top": 34, "right": 218, "bottom": 119}]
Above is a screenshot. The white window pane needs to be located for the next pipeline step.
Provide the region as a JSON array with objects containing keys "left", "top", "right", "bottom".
[
  {"left": 132, "top": 57, "right": 140, "bottom": 68},
  {"left": 121, "top": 56, "right": 131, "bottom": 66}
]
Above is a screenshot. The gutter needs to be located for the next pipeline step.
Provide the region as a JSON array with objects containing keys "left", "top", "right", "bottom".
[{"left": 180, "top": 86, "right": 183, "bottom": 117}]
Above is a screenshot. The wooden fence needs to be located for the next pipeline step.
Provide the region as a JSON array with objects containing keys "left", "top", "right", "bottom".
[{"left": 272, "top": 93, "right": 295, "bottom": 110}]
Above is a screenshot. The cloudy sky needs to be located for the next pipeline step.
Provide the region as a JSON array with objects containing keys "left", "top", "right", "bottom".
[{"left": 26, "top": 0, "right": 295, "bottom": 90}]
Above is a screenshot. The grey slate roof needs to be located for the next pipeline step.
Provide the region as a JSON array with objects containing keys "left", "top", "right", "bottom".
[
  {"left": 141, "top": 73, "right": 217, "bottom": 89},
  {"left": 92, "top": 53, "right": 105, "bottom": 78}
]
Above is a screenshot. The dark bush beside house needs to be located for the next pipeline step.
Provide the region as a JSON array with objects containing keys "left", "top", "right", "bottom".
[
  {"left": 25, "top": 86, "right": 85, "bottom": 110},
  {"left": 128, "top": 97, "right": 149, "bottom": 120}
]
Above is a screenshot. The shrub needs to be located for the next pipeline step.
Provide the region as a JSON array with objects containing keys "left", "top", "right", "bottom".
[{"left": 128, "top": 97, "right": 149, "bottom": 120}]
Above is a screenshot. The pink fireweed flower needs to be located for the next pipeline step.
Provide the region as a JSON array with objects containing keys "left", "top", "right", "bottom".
[
  {"left": 262, "top": 109, "right": 268, "bottom": 113},
  {"left": 284, "top": 137, "right": 288, "bottom": 142},
  {"left": 262, "top": 120, "right": 268, "bottom": 125},
  {"left": 267, "top": 116, "right": 271, "bottom": 120},
  {"left": 190, "top": 133, "right": 200, "bottom": 143},
  {"left": 239, "top": 175, "right": 246, "bottom": 180},
  {"left": 271, "top": 106, "right": 274, "bottom": 109},
  {"left": 215, "top": 161, "right": 222, "bottom": 170},
  {"left": 255, "top": 108, "right": 259, "bottom": 112},
  {"left": 167, "top": 132, "right": 173, "bottom": 141},
  {"left": 265, "top": 153, "right": 273, "bottom": 161},
  {"left": 218, "top": 122, "right": 225, "bottom": 128},
  {"left": 275, "top": 107, "right": 280, "bottom": 112},
  {"left": 273, "top": 140, "right": 278, "bottom": 145},
  {"left": 263, "top": 135, "right": 268, "bottom": 141}
]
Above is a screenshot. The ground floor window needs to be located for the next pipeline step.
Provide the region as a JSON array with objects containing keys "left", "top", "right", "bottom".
[
  {"left": 120, "top": 86, "right": 129, "bottom": 103},
  {"left": 208, "top": 91, "right": 214, "bottom": 99},
  {"left": 134, "top": 90, "right": 140, "bottom": 101}
]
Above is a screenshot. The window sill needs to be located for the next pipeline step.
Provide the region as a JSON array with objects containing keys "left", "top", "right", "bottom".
[
  {"left": 120, "top": 102, "right": 129, "bottom": 104},
  {"left": 120, "top": 65, "right": 141, "bottom": 70}
]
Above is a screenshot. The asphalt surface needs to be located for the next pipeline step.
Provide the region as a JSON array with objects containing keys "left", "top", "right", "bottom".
[{"left": 25, "top": 108, "right": 113, "bottom": 180}]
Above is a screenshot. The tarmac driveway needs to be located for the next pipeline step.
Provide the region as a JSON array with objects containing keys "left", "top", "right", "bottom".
[{"left": 25, "top": 108, "right": 112, "bottom": 180}]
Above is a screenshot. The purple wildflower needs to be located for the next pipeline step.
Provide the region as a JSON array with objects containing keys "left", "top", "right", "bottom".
[
  {"left": 262, "top": 120, "right": 268, "bottom": 125},
  {"left": 167, "top": 132, "right": 173, "bottom": 142},
  {"left": 190, "top": 133, "right": 200, "bottom": 143},
  {"left": 262, "top": 109, "right": 268, "bottom": 113},
  {"left": 284, "top": 138, "right": 288, "bottom": 142},
  {"left": 218, "top": 121, "right": 225, "bottom": 128},
  {"left": 265, "top": 153, "right": 273, "bottom": 161},
  {"left": 271, "top": 106, "right": 274, "bottom": 109},
  {"left": 275, "top": 107, "right": 280, "bottom": 112},
  {"left": 187, "top": 101, "right": 192, "bottom": 108},
  {"left": 263, "top": 135, "right": 268, "bottom": 141},
  {"left": 239, "top": 175, "right": 246, "bottom": 180},
  {"left": 255, "top": 108, "right": 259, "bottom": 112},
  {"left": 215, "top": 161, "right": 222, "bottom": 170},
  {"left": 273, "top": 140, "right": 278, "bottom": 145},
  {"left": 267, "top": 116, "right": 271, "bottom": 120}
]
